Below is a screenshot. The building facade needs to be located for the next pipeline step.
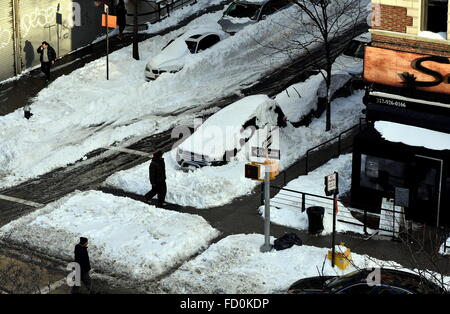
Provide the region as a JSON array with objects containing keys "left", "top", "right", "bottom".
[
  {"left": 0, "top": 0, "right": 196, "bottom": 82},
  {"left": 0, "top": 0, "right": 105, "bottom": 82},
  {"left": 351, "top": 0, "right": 450, "bottom": 227}
]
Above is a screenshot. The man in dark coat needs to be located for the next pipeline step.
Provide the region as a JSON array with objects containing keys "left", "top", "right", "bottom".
[
  {"left": 144, "top": 151, "right": 167, "bottom": 206},
  {"left": 37, "top": 41, "right": 56, "bottom": 82},
  {"left": 71, "top": 237, "right": 92, "bottom": 294},
  {"left": 116, "top": 0, "right": 127, "bottom": 39}
]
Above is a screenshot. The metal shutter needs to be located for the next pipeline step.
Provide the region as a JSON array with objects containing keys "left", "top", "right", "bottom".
[
  {"left": 0, "top": 1, "right": 15, "bottom": 81},
  {"left": 18, "top": 0, "right": 104, "bottom": 70}
]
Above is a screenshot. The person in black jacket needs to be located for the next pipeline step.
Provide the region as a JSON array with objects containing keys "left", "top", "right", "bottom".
[
  {"left": 116, "top": 0, "right": 127, "bottom": 40},
  {"left": 37, "top": 41, "right": 56, "bottom": 82},
  {"left": 71, "top": 237, "right": 93, "bottom": 294},
  {"left": 144, "top": 151, "right": 167, "bottom": 206}
]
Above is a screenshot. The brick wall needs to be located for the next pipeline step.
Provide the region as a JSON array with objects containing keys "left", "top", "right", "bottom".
[
  {"left": 373, "top": 4, "right": 413, "bottom": 33},
  {"left": 372, "top": 33, "right": 450, "bottom": 57}
]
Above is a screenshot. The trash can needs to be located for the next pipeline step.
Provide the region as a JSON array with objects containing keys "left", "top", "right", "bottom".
[{"left": 306, "top": 206, "right": 325, "bottom": 234}]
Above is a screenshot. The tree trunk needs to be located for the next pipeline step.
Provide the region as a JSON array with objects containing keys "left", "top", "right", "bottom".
[{"left": 132, "top": 0, "right": 140, "bottom": 60}]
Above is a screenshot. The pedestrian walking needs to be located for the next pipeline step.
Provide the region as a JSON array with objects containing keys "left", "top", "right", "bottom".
[
  {"left": 116, "top": 0, "right": 127, "bottom": 40},
  {"left": 144, "top": 151, "right": 167, "bottom": 206},
  {"left": 71, "top": 237, "right": 93, "bottom": 294},
  {"left": 36, "top": 41, "right": 56, "bottom": 83}
]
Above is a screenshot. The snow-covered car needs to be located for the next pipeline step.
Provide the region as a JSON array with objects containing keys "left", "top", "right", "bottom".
[
  {"left": 218, "top": 0, "right": 292, "bottom": 35},
  {"left": 332, "top": 32, "right": 371, "bottom": 77},
  {"left": 144, "top": 27, "right": 229, "bottom": 81},
  {"left": 275, "top": 70, "right": 353, "bottom": 126},
  {"left": 176, "top": 95, "right": 287, "bottom": 171}
]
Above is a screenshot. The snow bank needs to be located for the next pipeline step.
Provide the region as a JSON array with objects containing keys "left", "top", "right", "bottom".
[
  {"left": 160, "top": 233, "right": 418, "bottom": 294},
  {"left": 258, "top": 154, "right": 368, "bottom": 235},
  {"left": 104, "top": 91, "right": 365, "bottom": 209},
  {"left": 144, "top": 0, "right": 226, "bottom": 35},
  {"left": 418, "top": 31, "right": 447, "bottom": 40},
  {"left": 0, "top": 190, "right": 219, "bottom": 281},
  {"left": 375, "top": 121, "right": 450, "bottom": 151}
]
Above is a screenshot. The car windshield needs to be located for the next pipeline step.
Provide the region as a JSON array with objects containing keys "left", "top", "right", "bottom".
[
  {"left": 325, "top": 270, "right": 366, "bottom": 292},
  {"left": 224, "top": 2, "right": 261, "bottom": 20},
  {"left": 185, "top": 40, "right": 198, "bottom": 53},
  {"left": 342, "top": 40, "right": 366, "bottom": 59}
]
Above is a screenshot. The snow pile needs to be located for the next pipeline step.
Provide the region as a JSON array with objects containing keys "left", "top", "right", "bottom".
[
  {"left": 375, "top": 121, "right": 450, "bottom": 151},
  {"left": 105, "top": 156, "right": 258, "bottom": 209},
  {"left": 418, "top": 31, "right": 447, "bottom": 40},
  {"left": 105, "top": 91, "right": 365, "bottom": 209},
  {"left": 144, "top": 0, "right": 226, "bottom": 35},
  {"left": 258, "top": 154, "right": 367, "bottom": 235},
  {"left": 160, "top": 233, "right": 439, "bottom": 294},
  {"left": 275, "top": 72, "right": 323, "bottom": 123},
  {"left": 0, "top": 190, "right": 219, "bottom": 281}
]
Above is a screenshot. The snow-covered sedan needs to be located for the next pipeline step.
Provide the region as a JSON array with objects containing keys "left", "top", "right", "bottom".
[
  {"left": 176, "top": 95, "right": 287, "bottom": 171},
  {"left": 218, "top": 0, "right": 292, "bottom": 35},
  {"left": 144, "top": 27, "right": 229, "bottom": 81},
  {"left": 333, "top": 32, "right": 371, "bottom": 76}
]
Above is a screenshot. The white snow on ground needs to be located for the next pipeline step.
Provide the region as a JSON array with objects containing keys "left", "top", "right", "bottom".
[
  {"left": 144, "top": 0, "right": 226, "bottom": 35},
  {"left": 104, "top": 91, "right": 365, "bottom": 209},
  {"left": 160, "top": 234, "right": 450, "bottom": 293},
  {"left": 375, "top": 121, "right": 450, "bottom": 151},
  {"left": 0, "top": 1, "right": 368, "bottom": 190},
  {"left": 0, "top": 190, "right": 219, "bottom": 281},
  {"left": 258, "top": 154, "right": 368, "bottom": 235}
]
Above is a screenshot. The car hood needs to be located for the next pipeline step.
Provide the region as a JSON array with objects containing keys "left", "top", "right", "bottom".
[
  {"left": 149, "top": 39, "right": 190, "bottom": 70},
  {"left": 218, "top": 17, "right": 254, "bottom": 33},
  {"left": 178, "top": 95, "right": 280, "bottom": 160},
  {"left": 332, "top": 55, "right": 363, "bottom": 76},
  {"left": 288, "top": 276, "right": 335, "bottom": 294}
]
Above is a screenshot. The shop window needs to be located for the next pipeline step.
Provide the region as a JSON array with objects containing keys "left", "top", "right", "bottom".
[
  {"left": 360, "top": 155, "right": 408, "bottom": 192},
  {"left": 424, "top": 0, "right": 448, "bottom": 34}
]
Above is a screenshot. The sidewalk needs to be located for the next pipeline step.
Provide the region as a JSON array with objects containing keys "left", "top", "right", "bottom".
[{"left": 0, "top": 1, "right": 229, "bottom": 116}]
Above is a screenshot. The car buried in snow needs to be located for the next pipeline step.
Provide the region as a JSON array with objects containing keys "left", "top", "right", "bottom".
[
  {"left": 218, "top": 0, "right": 292, "bottom": 35},
  {"left": 287, "top": 268, "right": 447, "bottom": 295},
  {"left": 144, "top": 27, "right": 229, "bottom": 81},
  {"left": 176, "top": 95, "right": 287, "bottom": 172},
  {"left": 333, "top": 32, "right": 371, "bottom": 77}
]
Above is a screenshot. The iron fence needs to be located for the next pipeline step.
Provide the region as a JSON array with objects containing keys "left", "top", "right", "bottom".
[
  {"left": 126, "top": 0, "right": 197, "bottom": 28},
  {"left": 304, "top": 118, "right": 367, "bottom": 174}
]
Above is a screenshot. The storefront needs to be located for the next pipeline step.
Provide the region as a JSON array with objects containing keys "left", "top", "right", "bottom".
[{"left": 351, "top": 123, "right": 450, "bottom": 227}]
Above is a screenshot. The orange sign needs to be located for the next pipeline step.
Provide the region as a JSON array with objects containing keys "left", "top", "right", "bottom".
[
  {"left": 102, "top": 14, "right": 117, "bottom": 28},
  {"left": 364, "top": 46, "right": 450, "bottom": 95}
]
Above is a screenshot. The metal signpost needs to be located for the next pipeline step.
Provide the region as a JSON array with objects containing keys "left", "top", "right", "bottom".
[
  {"left": 325, "top": 172, "right": 339, "bottom": 267},
  {"left": 249, "top": 129, "right": 280, "bottom": 253},
  {"left": 102, "top": 5, "right": 117, "bottom": 80}
]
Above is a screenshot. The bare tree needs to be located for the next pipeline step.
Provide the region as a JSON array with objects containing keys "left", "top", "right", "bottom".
[{"left": 260, "top": 0, "right": 367, "bottom": 131}]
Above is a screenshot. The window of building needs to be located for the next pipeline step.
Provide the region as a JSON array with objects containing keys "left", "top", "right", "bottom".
[
  {"left": 423, "top": 0, "right": 448, "bottom": 34},
  {"left": 360, "top": 155, "right": 409, "bottom": 192}
]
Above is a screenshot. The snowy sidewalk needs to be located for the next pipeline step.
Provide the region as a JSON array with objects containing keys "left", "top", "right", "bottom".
[{"left": 0, "top": 190, "right": 219, "bottom": 282}]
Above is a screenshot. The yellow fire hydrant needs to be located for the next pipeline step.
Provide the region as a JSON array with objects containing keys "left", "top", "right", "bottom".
[{"left": 328, "top": 242, "right": 352, "bottom": 270}]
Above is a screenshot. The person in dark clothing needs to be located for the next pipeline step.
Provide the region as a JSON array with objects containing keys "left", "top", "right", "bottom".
[
  {"left": 36, "top": 41, "right": 56, "bottom": 82},
  {"left": 116, "top": 0, "right": 127, "bottom": 39},
  {"left": 144, "top": 151, "right": 167, "bottom": 206},
  {"left": 71, "top": 237, "right": 93, "bottom": 294}
]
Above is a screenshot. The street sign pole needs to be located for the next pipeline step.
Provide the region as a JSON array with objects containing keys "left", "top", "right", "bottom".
[
  {"left": 105, "top": 5, "right": 109, "bottom": 80},
  {"left": 260, "top": 163, "right": 271, "bottom": 252},
  {"left": 331, "top": 192, "right": 337, "bottom": 267},
  {"left": 260, "top": 130, "right": 273, "bottom": 253}
]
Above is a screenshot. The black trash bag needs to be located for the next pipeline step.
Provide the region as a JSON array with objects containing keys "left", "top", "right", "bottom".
[{"left": 274, "top": 233, "right": 303, "bottom": 251}]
